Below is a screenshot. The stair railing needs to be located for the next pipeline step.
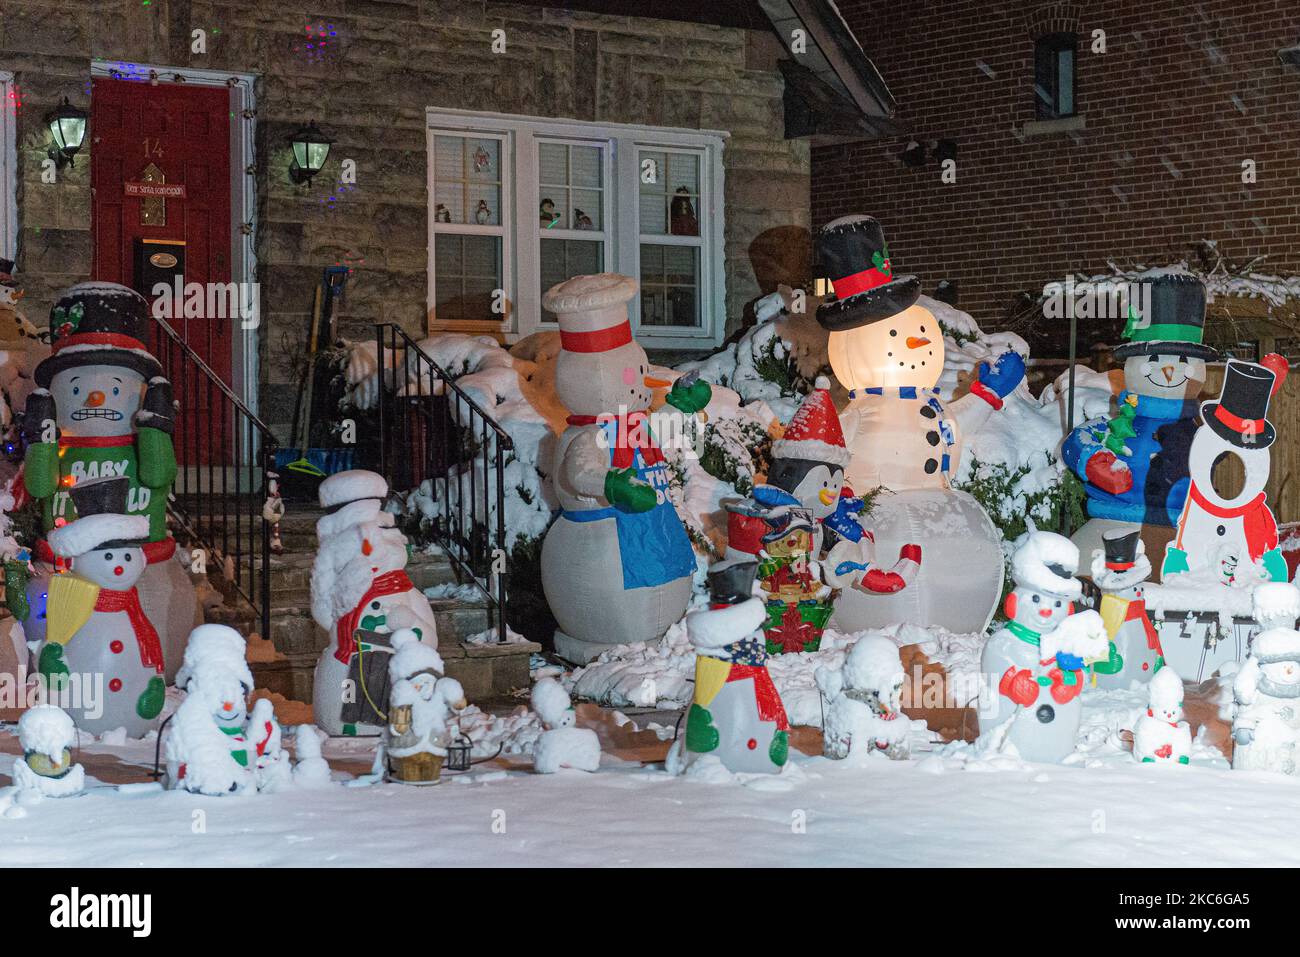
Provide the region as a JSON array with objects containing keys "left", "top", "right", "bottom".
[
  {"left": 150, "top": 317, "right": 277, "bottom": 643},
  {"left": 373, "top": 323, "right": 513, "bottom": 643}
]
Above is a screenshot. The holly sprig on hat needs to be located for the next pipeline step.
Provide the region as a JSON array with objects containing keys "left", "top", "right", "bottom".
[
  {"left": 871, "top": 246, "right": 892, "bottom": 277},
  {"left": 51, "top": 301, "right": 85, "bottom": 339}
]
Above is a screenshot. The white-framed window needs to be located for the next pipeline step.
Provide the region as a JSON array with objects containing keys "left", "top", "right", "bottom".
[
  {"left": 426, "top": 109, "right": 727, "bottom": 349},
  {"left": 0, "top": 72, "right": 16, "bottom": 261}
]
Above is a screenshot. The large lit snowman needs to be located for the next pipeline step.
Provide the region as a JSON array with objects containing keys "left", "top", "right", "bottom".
[
  {"left": 1163, "top": 357, "right": 1289, "bottom": 585},
  {"left": 21, "top": 282, "right": 198, "bottom": 680},
  {"left": 815, "top": 216, "right": 1023, "bottom": 635},
  {"left": 540, "top": 274, "right": 705, "bottom": 664}
]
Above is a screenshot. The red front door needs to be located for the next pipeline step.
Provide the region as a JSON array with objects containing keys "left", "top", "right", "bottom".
[{"left": 90, "top": 77, "right": 233, "bottom": 463}]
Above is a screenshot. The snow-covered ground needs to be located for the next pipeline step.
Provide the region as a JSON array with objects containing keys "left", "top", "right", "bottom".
[{"left": 2, "top": 684, "right": 1299, "bottom": 868}]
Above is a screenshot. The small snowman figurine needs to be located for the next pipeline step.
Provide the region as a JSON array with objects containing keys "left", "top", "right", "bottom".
[
  {"left": 377, "top": 629, "right": 467, "bottom": 785},
  {"left": 1090, "top": 528, "right": 1164, "bottom": 689},
  {"left": 247, "top": 697, "right": 292, "bottom": 792},
  {"left": 42, "top": 475, "right": 166, "bottom": 738},
  {"left": 673, "top": 560, "right": 790, "bottom": 775},
  {"left": 1133, "top": 666, "right": 1192, "bottom": 764},
  {"left": 980, "top": 531, "right": 1108, "bottom": 763},
  {"left": 12, "top": 704, "right": 85, "bottom": 798},
  {"left": 164, "top": 625, "right": 258, "bottom": 795},
  {"left": 1232, "top": 626, "right": 1300, "bottom": 775},
  {"left": 817, "top": 635, "right": 910, "bottom": 761},
  {"left": 531, "top": 677, "right": 601, "bottom": 773}
]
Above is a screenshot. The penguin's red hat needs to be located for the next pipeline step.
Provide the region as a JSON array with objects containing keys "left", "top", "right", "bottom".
[{"left": 771, "top": 376, "right": 850, "bottom": 469}]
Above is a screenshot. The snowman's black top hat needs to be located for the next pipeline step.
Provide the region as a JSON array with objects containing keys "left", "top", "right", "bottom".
[
  {"left": 35, "top": 282, "right": 164, "bottom": 388},
  {"left": 51, "top": 475, "right": 150, "bottom": 554},
  {"left": 706, "top": 560, "right": 758, "bottom": 608},
  {"left": 1201, "top": 359, "right": 1278, "bottom": 449},
  {"left": 0, "top": 258, "right": 15, "bottom": 285},
  {"left": 814, "top": 215, "right": 921, "bottom": 331},
  {"left": 1102, "top": 528, "right": 1142, "bottom": 570},
  {"left": 1113, "top": 273, "right": 1221, "bottom": 361}
]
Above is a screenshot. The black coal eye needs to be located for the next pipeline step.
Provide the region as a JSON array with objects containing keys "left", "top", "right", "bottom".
[
  {"left": 124, "top": 554, "right": 132, "bottom": 561},
  {"left": 104, "top": 552, "right": 113, "bottom": 560},
  {"left": 920, "top": 325, "right": 925, "bottom": 332},
  {"left": 1055, "top": 600, "right": 1061, "bottom": 607},
  {"left": 1032, "top": 594, "right": 1040, "bottom": 603},
  {"left": 890, "top": 329, "right": 897, "bottom": 336},
  {"left": 1216, "top": 525, "right": 1226, "bottom": 536}
]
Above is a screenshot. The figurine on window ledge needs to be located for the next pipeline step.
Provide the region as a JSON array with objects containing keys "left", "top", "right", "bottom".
[
  {"left": 540, "top": 198, "right": 560, "bottom": 228},
  {"left": 435, "top": 204, "right": 451, "bottom": 223},
  {"left": 573, "top": 208, "right": 594, "bottom": 230},
  {"left": 670, "top": 186, "right": 698, "bottom": 236},
  {"left": 475, "top": 200, "right": 491, "bottom": 225}
]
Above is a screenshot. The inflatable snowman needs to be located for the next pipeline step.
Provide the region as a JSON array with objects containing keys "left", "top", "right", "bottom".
[
  {"left": 672, "top": 560, "right": 790, "bottom": 775},
  {"left": 21, "top": 282, "right": 198, "bottom": 679},
  {"left": 1062, "top": 273, "right": 1218, "bottom": 559},
  {"left": 1163, "top": 357, "right": 1288, "bottom": 585},
  {"left": 979, "top": 532, "right": 1108, "bottom": 763},
  {"left": 1133, "top": 666, "right": 1192, "bottom": 764},
  {"left": 1232, "top": 626, "right": 1300, "bottom": 775},
  {"left": 41, "top": 476, "right": 166, "bottom": 738},
  {"left": 540, "top": 274, "right": 701, "bottom": 664},
  {"left": 310, "top": 470, "right": 439, "bottom": 737},
  {"left": 1090, "top": 528, "right": 1164, "bottom": 690},
  {"left": 815, "top": 216, "right": 1023, "bottom": 635}
]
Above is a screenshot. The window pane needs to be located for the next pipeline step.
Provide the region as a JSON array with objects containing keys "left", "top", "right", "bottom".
[
  {"left": 433, "top": 234, "right": 502, "bottom": 324},
  {"left": 1058, "top": 48, "right": 1074, "bottom": 115},
  {"left": 571, "top": 188, "right": 601, "bottom": 231},
  {"left": 541, "top": 239, "right": 605, "bottom": 322},
  {"left": 540, "top": 191, "right": 569, "bottom": 231},
  {"left": 539, "top": 142, "right": 568, "bottom": 186},
  {"left": 639, "top": 193, "right": 667, "bottom": 235},
  {"left": 638, "top": 149, "right": 668, "bottom": 236},
  {"left": 570, "top": 145, "right": 602, "bottom": 188},
  {"left": 639, "top": 243, "right": 700, "bottom": 328}
]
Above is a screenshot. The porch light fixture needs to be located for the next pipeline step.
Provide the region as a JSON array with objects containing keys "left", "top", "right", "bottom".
[
  {"left": 288, "top": 120, "right": 334, "bottom": 186},
  {"left": 45, "top": 97, "right": 88, "bottom": 170}
]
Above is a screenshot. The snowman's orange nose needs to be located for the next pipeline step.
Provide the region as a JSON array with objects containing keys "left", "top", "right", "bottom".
[
  {"left": 906, "top": 337, "right": 930, "bottom": 349},
  {"left": 85, "top": 391, "right": 105, "bottom": 407},
  {"left": 644, "top": 376, "right": 671, "bottom": 389},
  {"left": 222, "top": 702, "right": 234, "bottom": 711},
  {"left": 362, "top": 539, "right": 373, "bottom": 557}
]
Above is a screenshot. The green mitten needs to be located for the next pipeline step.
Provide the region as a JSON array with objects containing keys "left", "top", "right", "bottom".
[
  {"left": 666, "top": 377, "right": 712, "bottom": 414},
  {"left": 137, "top": 427, "right": 178, "bottom": 489},
  {"left": 4, "top": 560, "right": 29, "bottom": 621},
  {"left": 23, "top": 441, "right": 59, "bottom": 499},
  {"left": 136, "top": 675, "right": 166, "bottom": 719},
  {"left": 685, "top": 703, "right": 720, "bottom": 753},
  {"left": 1092, "top": 641, "right": 1123, "bottom": 676},
  {"left": 769, "top": 729, "right": 789, "bottom": 767},
  {"left": 604, "top": 467, "right": 658, "bottom": 513},
  {"left": 39, "top": 642, "right": 70, "bottom": 690}
]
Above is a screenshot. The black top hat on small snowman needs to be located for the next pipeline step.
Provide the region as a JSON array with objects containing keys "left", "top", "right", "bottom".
[
  {"left": 47, "top": 475, "right": 151, "bottom": 558},
  {"left": 1201, "top": 359, "right": 1278, "bottom": 449},
  {"left": 1095, "top": 527, "right": 1150, "bottom": 590},
  {"left": 35, "top": 281, "right": 164, "bottom": 388},
  {"left": 1102, "top": 528, "right": 1142, "bottom": 571},
  {"left": 814, "top": 215, "right": 921, "bottom": 332},
  {"left": 1112, "top": 273, "right": 1221, "bottom": 361},
  {"left": 0, "top": 258, "right": 15, "bottom": 286},
  {"left": 706, "top": 560, "right": 758, "bottom": 608}
]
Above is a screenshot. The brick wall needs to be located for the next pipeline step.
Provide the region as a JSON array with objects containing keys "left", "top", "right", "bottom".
[
  {"left": 813, "top": 0, "right": 1300, "bottom": 348},
  {"left": 1, "top": 0, "right": 808, "bottom": 435}
]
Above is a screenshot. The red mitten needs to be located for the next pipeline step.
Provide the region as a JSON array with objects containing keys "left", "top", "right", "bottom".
[
  {"left": 999, "top": 667, "right": 1038, "bottom": 707},
  {"left": 1048, "top": 668, "right": 1083, "bottom": 704},
  {"left": 1085, "top": 451, "right": 1133, "bottom": 494}
]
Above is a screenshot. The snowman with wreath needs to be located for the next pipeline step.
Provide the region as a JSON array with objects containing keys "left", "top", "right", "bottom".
[
  {"left": 17, "top": 282, "right": 198, "bottom": 679},
  {"left": 814, "top": 216, "right": 1024, "bottom": 636}
]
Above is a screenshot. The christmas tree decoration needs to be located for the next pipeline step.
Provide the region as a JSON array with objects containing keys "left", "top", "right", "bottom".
[
  {"left": 310, "top": 470, "right": 439, "bottom": 737},
  {"left": 21, "top": 282, "right": 198, "bottom": 680},
  {"left": 164, "top": 624, "right": 258, "bottom": 795},
  {"left": 1232, "top": 626, "right": 1300, "bottom": 775},
  {"left": 11, "top": 705, "right": 85, "bottom": 798},
  {"left": 817, "top": 635, "right": 911, "bottom": 760},
  {"left": 1134, "top": 666, "right": 1192, "bottom": 765},
  {"left": 42, "top": 476, "right": 166, "bottom": 738},
  {"left": 377, "top": 629, "right": 466, "bottom": 785},
  {"left": 1089, "top": 528, "right": 1163, "bottom": 690},
  {"left": 674, "top": 560, "right": 789, "bottom": 775},
  {"left": 531, "top": 677, "right": 601, "bottom": 773},
  {"left": 817, "top": 215, "right": 1021, "bottom": 635},
  {"left": 979, "top": 532, "right": 1108, "bottom": 763},
  {"left": 1163, "top": 357, "right": 1288, "bottom": 585},
  {"left": 1063, "top": 273, "right": 1217, "bottom": 557},
  {"left": 540, "top": 274, "right": 699, "bottom": 664}
]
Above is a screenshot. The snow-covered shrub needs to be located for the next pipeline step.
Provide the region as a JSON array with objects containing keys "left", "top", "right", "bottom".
[{"left": 697, "top": 417, "right": 771, "bottom": 497}]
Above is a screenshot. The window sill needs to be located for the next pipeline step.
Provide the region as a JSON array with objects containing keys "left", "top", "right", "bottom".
[{"left": 1021, "top": 114, "right": 1086, "bottom": 137}]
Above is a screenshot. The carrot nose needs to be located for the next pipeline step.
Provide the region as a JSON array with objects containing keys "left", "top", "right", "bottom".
[
  {"left": 222, "top": 702, "right": 234, "bottom": 712},
  {"left": 906, "top": 337, "right": 930, "bottom": 349},
  {"left": 1162, "top": 365, "right": 1175, "bottom": 382},
  {"left": 85, "top": 391, "right": 106, "bottom": 407},
  {"left": 13, "top": 290, "right": 23, "bottom": 300},
  {"left": 644, "top": 376, "right": 671, "bottom": 388},
  {"left": 362, "top": 539, "right": 373, "bottom": 556}
]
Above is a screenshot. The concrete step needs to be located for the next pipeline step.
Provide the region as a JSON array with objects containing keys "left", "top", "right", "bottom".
[{"left": 262, "top": 549, "right": 458, "bottom": 593}]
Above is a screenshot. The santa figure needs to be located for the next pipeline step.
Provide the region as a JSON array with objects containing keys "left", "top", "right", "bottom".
[
  {"left": 1163, "top": 357, "right": 1289, "bottom": 584},
  {"left": 1090, "top": 528, "right": 1163, "bottom": 690}
]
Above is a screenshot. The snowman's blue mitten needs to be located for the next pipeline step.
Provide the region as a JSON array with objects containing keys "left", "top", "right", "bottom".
[{"left": 971, "top": 351, "right": 1026, "bottom": 408}]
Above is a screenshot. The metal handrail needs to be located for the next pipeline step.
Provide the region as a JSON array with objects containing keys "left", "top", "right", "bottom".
[
  {"left": 151, "top": 317, "right": 278, "bottom": 644},
  {"left": 374, "top": 323, "right": 513, "bottom": 643}
]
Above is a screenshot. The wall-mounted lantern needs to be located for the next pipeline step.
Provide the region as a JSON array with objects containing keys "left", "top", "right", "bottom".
[
  {"left": 288, "top": 121, "right": 334, "bottom": 186},
  {"left": 45, "top": 97, "right": 89, "bottom": 170}
]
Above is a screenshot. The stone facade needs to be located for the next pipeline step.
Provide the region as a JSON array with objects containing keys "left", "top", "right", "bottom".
[{"left": 1, "top": 0, "right": 809, "bottom": 435}]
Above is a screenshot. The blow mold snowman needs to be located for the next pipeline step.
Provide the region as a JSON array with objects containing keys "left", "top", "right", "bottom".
[
  {"left": 540, "top": 274, "right": 706, "bottom": 664},
  {"left": 19, "top": 282, "right": 198, "bottom": 679},
  {"left": 815, "top": 216, "right": 1023, "bottom": 635},
  {"left": 41, "top": 475, "right": 165, "bottom": 738},
  {"left": 1163, "top": 357, "right": 1289, "bottom": 585},
  {"left": 1089, "top": 528, "right": 1164, "bottom": 690},
  {"left": 1062, "top": 273, "right": 1220, "bottom": 559}
]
